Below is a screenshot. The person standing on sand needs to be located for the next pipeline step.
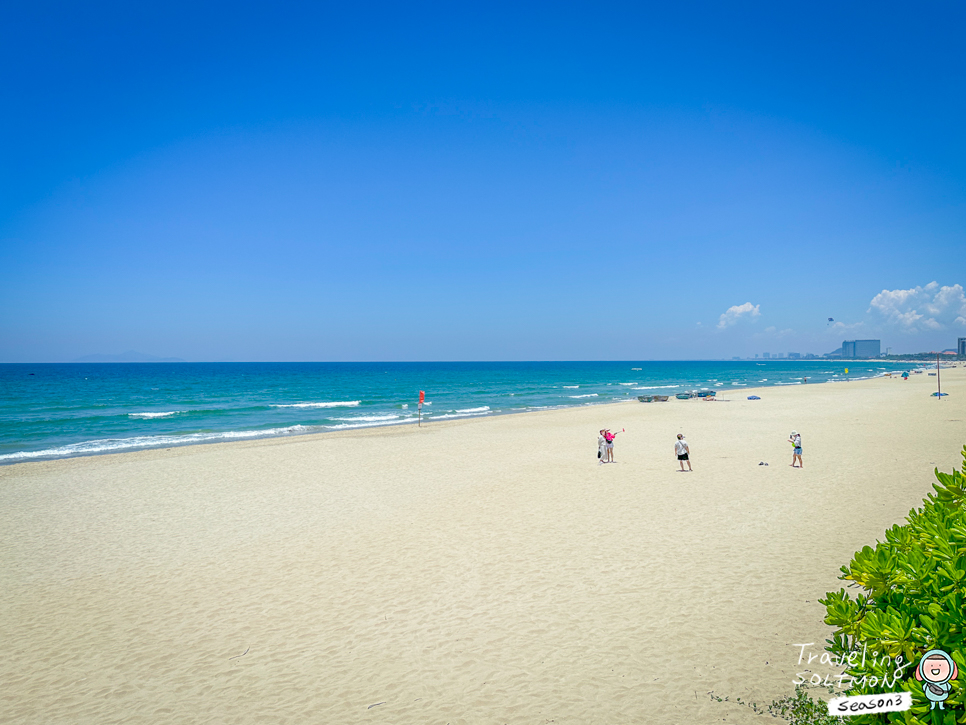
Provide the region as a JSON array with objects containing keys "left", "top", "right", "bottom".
[
  {"left": 598, "top": 430, "right": 608, "bottom": 464},
  {"left": 603, "top": 428, "right": 622, "bottom": 463},
  {"left": 675, "top": 433, "right": 691, "bottom": 471},
  {"left": 788, "top": 430, "right": 803, "bottom": 467}
]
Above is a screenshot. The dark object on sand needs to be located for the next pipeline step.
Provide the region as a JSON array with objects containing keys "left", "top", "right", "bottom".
[
  {"left": 747, "top": 395, "right": 761, "bottom": 400},
  {"left": 758, "top": 461, "right": 769, "bottom": 466}
]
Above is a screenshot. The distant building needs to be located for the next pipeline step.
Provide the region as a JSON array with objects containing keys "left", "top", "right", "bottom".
[
  {"left": 777, "top": 353, "right": 786, "bottom": 359},
  {"left": 788, "top": 352, "right": 801, "bottom": 359},
  {"left": 959, "top": 337, "right": 966, "bottom": 355},
  {"left": 841, "top": 339, "right": 881, "bottom": 359},
  {"left": 763, "top": 352, "right": 771, "bottom": 359}
]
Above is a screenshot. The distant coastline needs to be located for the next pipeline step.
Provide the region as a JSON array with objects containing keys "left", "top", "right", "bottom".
[{"left": 72, "top": 351, "right": 186, "bottom": 363}]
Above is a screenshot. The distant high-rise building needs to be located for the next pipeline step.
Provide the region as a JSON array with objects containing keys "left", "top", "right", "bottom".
[
  {"left": 788, "top": 352, "right": 801, "bottom": 359},
  {"left": 841, "top": 339, "right": 881, "bottom": 358},
  {"left": 763, "top": 352, "right": 771, "bottom": 359},
  {"left": 959, "top": 337, "right": 966, "bottom": 355}
]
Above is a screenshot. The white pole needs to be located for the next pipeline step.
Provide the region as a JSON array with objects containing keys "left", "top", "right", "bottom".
[{"left": 937, "top": 354, "right": 942, "bottom": 400}]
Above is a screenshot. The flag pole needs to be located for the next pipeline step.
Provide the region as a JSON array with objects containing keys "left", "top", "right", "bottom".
[{"left": 937, "top": 354, "right": 941, "bottom": 400}]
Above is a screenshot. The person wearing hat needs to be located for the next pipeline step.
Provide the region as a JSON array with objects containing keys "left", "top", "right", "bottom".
[
  {"left": 788, "top": 430, "right": 803, "bottom": 467},
  {"left": 602, "top": 428, "right": 622, "bottom": 463}
]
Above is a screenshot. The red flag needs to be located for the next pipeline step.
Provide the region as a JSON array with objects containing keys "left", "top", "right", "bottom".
[{"left": 419, "top": 390, "right": 425, "bottom": 404}]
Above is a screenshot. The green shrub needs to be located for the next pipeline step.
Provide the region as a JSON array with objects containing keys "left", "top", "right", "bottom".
[
  {"left": 710, "top": 686, "right": 846, "bottom": 724},
  {"left": 819, "top": 446, "right": 966, "bottom": 724},
  {"left": 771, "top": 687, "right": 847, "bottom": 725}
]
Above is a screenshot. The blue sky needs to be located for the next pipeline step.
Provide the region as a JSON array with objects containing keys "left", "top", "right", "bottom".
[{"left": 2, "top": 1, "right": 964, "bottom": 361}]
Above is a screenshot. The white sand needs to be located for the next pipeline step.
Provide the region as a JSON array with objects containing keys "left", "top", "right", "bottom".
[{"left": 2, "top": 368, "right": 964, "bottom": 724}]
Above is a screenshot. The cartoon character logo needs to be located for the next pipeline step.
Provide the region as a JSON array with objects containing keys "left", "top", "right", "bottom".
[{"left": 915, "top": 649, "right": 958, "bottom": 710}]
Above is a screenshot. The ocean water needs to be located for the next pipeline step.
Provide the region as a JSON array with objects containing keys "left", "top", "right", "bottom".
[{"left": 0, "top": 360, "right": 913, "bottom": 462}]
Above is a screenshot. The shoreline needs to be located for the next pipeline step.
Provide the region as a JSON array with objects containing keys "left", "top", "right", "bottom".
[{"left": 1, "top": 362, "right": 923, "bottom": 466}]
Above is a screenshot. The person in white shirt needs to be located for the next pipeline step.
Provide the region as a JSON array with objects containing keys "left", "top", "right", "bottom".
[
  {"left": 788, "top": 430, "right": 803, "bottom": 468},
  {"left": 675, "top": 433, "right": 691, "bottom": 471},
  {"left": 598, "top": 430, "right": 607, "bottom": 464}
]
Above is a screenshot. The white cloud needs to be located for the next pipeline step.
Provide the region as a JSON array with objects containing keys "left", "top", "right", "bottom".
[
  {"left": 717, "top": 302, "right": 761, "bottom": 329},
  {"left": 868, "top": 282, "right": 966, "bottom": 333}
]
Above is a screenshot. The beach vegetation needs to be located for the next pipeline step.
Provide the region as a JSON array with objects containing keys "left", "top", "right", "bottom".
[
  {"left": 709, "top": 686, "right": 845, "bottom": 724},
  {"left": 819, "top": 445, "right": 966, "bottom": 724}
]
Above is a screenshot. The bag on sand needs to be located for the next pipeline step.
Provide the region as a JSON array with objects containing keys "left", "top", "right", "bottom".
[{"left": 597, "top": 450, "right": 602, "bottom": 459}]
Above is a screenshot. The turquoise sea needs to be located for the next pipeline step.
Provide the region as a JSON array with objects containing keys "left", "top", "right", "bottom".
[{"left": 0, "top": 360, "right": 914, "bottom": 462}]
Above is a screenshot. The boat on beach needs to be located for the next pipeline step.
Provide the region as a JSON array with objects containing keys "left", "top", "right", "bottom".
[
  {"left": 654, "top": 395, "right": 669, "bottom": 402},
  {"left": 638, "top": 395, "right": 655, "bottom": 402},
  {"left": 675, "top": 393, "right": 692, "bottom": 400}
]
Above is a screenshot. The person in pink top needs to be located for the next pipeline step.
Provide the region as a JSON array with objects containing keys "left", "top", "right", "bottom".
[{"left": 602, "top": 428, "right": 623, "bottom": 463}]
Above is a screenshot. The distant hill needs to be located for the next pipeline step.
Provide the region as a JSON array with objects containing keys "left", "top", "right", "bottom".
[{"left": 72, "top": 351, "right": 186, "bottom": 363}]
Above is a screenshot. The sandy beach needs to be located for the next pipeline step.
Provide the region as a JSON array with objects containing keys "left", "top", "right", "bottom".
[{"left": 2, "top": 368, "right": 964, "bottom": 724}]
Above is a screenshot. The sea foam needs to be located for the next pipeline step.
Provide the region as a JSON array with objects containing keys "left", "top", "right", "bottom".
[
  {"left": 325, "top": 419, "right": 418, "bottom": 431},
  {"left": 333, "top": 414, "right": 401, "bottom": 422},
  {"left": 426, "top": 411, "right": 491, "bottom": 420},
  {"left": 271, "top": 401, "right": 361, "bottom": 409},
  {"left": 129, "top": 411, "right": 186, "bottom": 419},
  {"left": 0, "top": 425, "right": 314, "bottom": 462}
]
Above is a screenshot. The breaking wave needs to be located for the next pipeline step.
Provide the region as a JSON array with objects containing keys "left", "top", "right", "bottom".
[
  {"left": 0, "top": 425, "right": 315, "bottom": 462},
  {"left": 271, "top": 401, "right": 361, "bottom": 409}
]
